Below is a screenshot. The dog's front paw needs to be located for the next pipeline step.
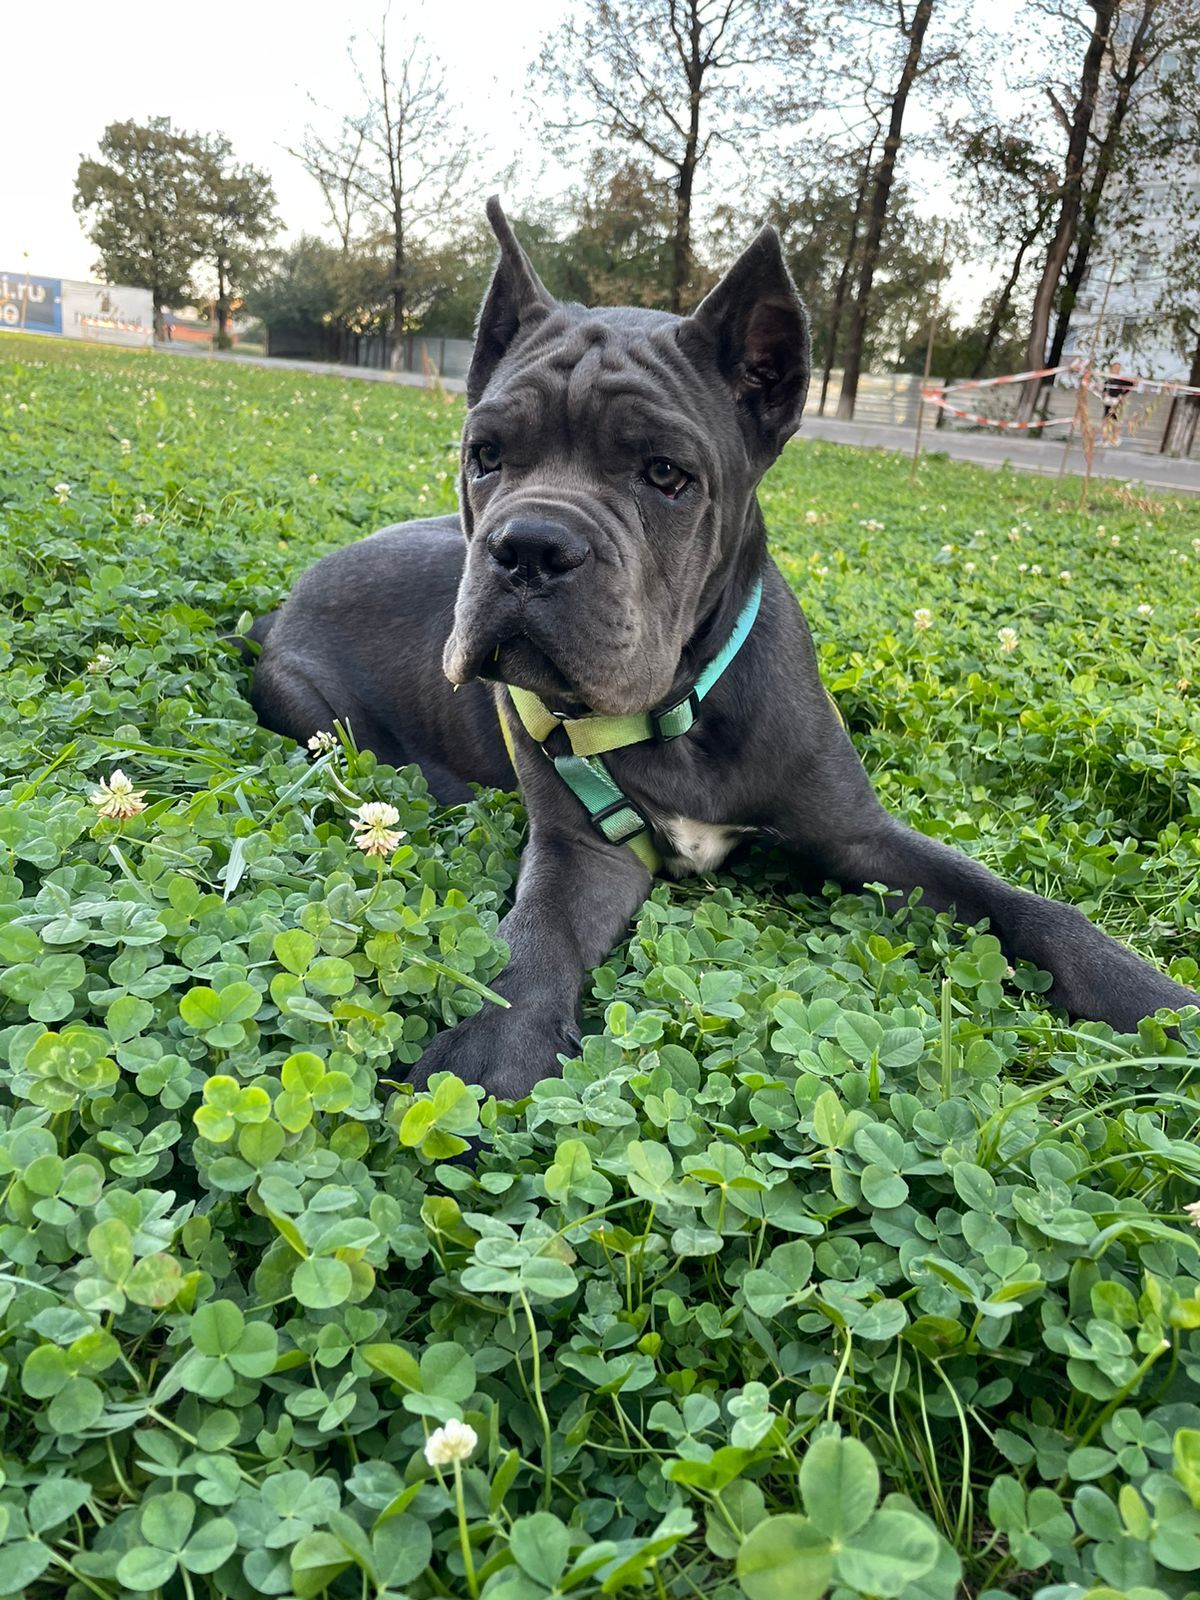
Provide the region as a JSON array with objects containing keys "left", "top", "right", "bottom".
[{"left": 405, "top": 1006, "right": 581, "bottom": 1102}]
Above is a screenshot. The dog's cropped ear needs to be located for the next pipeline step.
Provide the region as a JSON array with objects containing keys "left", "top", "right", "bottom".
[
  {"left": 678, "top": 227, "right": 810, "bottom": 454},
  {"left": 467, "top": 196, "right": 555, "bottom": 406}
]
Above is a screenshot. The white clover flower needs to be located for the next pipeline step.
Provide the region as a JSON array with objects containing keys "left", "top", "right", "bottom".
[
  {"left": 1192, "top": 538, "right": 1200, "bottom": 552},
  {"left": 1008, "top": 529, "right": 1020, "bottom": 542},
  {"left": 1059, "top": 571, "right": 1071, "bottom": 581},
  {"left": 133, "top": 511, "right": 155, "bottom": 526},
  {"left": 119, "top": 438, "right": 132, "bottom": 455},
  {"left": 1096, "top": 524, "right": 1106, "bottom": 534},
  {"left": 53, "top": 482, "right": 71, "bottom": 503},
  {"left": 307, "top": 730, "right": 338, "bottom": 755},
  {"left": 1110, "top": 535, "right": 1121, "bottom": 547},
  {"left": 1018, "top": 562, "right": 1028, "bottom": 573},
  {"left": 350, "top": 801, "right": 406, "bottom": 857},
  {"left": 424, "top": 1418, "right": 477, "bottom": 1466},
  {"left": 1178, "top": 677, "right": 1191, "bottom": 692},
  {"left": 814, "top": 565, "right": 829, "bottom": 577},
  {"left": 89, "top": 769, "right": 147, "bottom": 820},
  {"left": 87, "top": 654, "right": 114, "bottom": 675},
  {"left": 912, "top": 608, "right": 933, "bottom": 631},
  {"left": 1030, "top": 564, "right": 1042, "bottom": 576},
  {"left": 940, "top": 543, "right": 953, "bottom": 554},
  {"left": 964, "top": 561, "right": 976, "bottom": 574},
  {"left": 1185, "top": 1199, "right": 1200, "bottom": 1229},
  {"left": 1137, "top": 603, "right": 1154, "bottom": 617},
  {"left": 998, "top": 627, "right": 1019, "bottom": 654},
  {"left": 307, "top": 473, "right": 320, "bottom": 485},
  {"left": 18, "top": 402, "right": 28, "bottom": 412},
  {"left": 804, "top": 509, "right": 820, "bottom": 524}
]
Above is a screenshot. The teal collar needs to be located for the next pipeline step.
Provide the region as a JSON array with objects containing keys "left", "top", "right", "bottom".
[{"left": 502, "top": 577, "right": 764, "bottom": 871}]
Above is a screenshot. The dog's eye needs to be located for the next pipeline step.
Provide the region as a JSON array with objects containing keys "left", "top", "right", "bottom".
[
  {"left": 644, "top": 458, "right": 688, "bottom": 496},
  {"left": 474, "top": 442, "right": 502, "bottom": 475}
]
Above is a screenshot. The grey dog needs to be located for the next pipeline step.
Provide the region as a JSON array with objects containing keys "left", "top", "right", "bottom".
[{"left": 250, "top": 198, "right": 1197, "bottom": 1098}]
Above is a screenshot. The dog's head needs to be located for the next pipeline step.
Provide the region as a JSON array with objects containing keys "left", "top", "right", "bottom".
[{"left": 443, "top": 197, "right": 809, "bottom": 715}]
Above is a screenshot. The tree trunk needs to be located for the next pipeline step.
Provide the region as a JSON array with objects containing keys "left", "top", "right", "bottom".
[
  {"left": 391, "top": 199, "right": 406, "bottom": 364},
  {"left": 670, "top": 4, "right": 704, "bottom": 314},
  {"left": 819, "top": 139, "right": 875, "bottom": 415},
  {"left": 970, "top": 205, "right": 1052, "bottom": 379},
  {"left": 1017, "top": 0, "right": 1117, "bottom": 421},
  {"left": 1160, "top": 326, "right": 1200, "bottom": 457},
  {"left": 672, "top": 151, "right": 697, "bottom": 314},
  {"left": 1044, "top": 0, "right": 1155, "bottom": 376},
  {"left": 216, "top": 258, "right": 229, "bottom": 337},
  {"left": 837, "top": 0, "right": 935, "bottom": 421}
]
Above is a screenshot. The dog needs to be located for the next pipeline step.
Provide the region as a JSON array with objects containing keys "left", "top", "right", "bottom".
[{"left": 249, "top": 197, "right": 1197, "bottom": 1099}]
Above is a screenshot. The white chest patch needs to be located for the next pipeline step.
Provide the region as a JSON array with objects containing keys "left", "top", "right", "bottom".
[{"left": 658, "top": 817, "right": 756, "bottom": 879}]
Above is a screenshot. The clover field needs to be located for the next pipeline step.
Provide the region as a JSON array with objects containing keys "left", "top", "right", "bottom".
[{"left": 2, "top": 331, "right": 1200, "bottom": 1600}]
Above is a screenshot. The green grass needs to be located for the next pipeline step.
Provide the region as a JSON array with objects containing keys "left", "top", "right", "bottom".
[{"left": 1, "top": 331, "right": 1199, "bottom": 1600}]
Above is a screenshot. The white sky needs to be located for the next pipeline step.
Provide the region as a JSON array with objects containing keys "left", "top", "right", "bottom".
[
  {"left": 2, "top": 0, "right": 569, "bottom": 281},
  {"left": 3, "top": 0, "right": 996, "bottom": 313}
]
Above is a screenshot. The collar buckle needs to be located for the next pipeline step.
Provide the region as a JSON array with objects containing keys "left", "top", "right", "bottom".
[{"left": 651, "top": 689, "right": 699, "bottom": 743}]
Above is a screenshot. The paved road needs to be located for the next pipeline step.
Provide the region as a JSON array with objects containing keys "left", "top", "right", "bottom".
[
  {"left": 153, "top": 341, "right": 463, "bottom": 391},
  {"left": 798, "top": 414, "right": 1200, "bottom": 497},
  {"left": 152, "top": 343, "right": 1200, "bottom": 495}
]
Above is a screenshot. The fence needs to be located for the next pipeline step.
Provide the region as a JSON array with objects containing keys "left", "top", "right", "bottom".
[
  {"left": 923, "top": 371, "right": 1200, "bottom": 460},
  {"left": 266, "top": 326, "right": 474, "bottom": 380},
  {"left": 803, "top": 371, "right": 934, "bottom": 427}
]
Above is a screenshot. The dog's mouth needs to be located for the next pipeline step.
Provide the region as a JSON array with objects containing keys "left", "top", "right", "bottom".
[{"left": 462, "top": 631, "right": 593, "bottom": 716}]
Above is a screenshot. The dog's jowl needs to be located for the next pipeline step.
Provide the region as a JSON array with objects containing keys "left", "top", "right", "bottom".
[{"left": 250, "top": 197, "right": 1198, "bottom": 1098}]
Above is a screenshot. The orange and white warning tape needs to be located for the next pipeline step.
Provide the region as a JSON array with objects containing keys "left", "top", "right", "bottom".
[
  {"left": 922, "top": 358, "right": 1200, "bottom": 429},
  {"left": 920, "top": 390, "right": 1074, "bottom": 430},
  {"left": 939, "top": 361, "right": 1080, "bottom": 394},
  {"left": 1085, "top": 367, "right": 1200, "bottom": 400}
]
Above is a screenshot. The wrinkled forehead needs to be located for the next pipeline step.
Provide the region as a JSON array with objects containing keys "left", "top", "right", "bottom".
[{"left": 467, "top": 306, "right": 731, "bottom": 460}]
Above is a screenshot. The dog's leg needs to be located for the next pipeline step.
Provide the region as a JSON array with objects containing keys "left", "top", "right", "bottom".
[
  {"left": 408, "top": 802, "right": 652, "bottom": 1099},
  {"left": 799, "top": 808, "right": 1197, "bottom": 1034}
]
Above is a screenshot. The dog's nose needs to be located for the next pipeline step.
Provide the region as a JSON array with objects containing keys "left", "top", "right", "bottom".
[{"left": 486, "top": 518, "right": 589, "bottom": 583}]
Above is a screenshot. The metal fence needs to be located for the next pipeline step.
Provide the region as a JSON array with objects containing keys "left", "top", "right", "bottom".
[
  {"left": 803, "top": 371, "right": 934, "bottom": 427},
  {"left": 925, "top": 376, "right": 1200, "bottom": 459},
  {"left": 266, "top": 326, "right": 475, "bottom": 379}
]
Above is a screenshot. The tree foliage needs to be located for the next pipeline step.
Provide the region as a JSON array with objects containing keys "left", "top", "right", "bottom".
[
  {"left": 293, "top": 20, "right": 475, "bottom": 343},
  {"left": 197, "top": 137, "right": 280, "bottom": 342},
  {"left": 74, "top": 119, "right": 209, "bottom": 333},
  {"left": 74, "top": 118, "right": 279, "bottom": 340},
  {"left": 532, "top": 0, "right": 803, "bottom": 313}
]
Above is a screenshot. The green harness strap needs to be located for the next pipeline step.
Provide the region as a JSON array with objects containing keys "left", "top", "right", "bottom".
[{"left": 500, "top": 578, "right": 765, "bottom": 873}]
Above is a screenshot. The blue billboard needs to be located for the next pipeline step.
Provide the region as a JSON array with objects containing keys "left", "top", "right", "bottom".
[{"left": 0, "top": 273, "right": 63, "bottom": 334}]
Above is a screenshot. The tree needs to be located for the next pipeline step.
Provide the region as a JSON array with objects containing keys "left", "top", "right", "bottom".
[
  {"left": 1016, "top": 0, "right": 1118, "bottom": 420},
  {"left": 533, "top": 0, "right": 802, "bottom": 314},
  {"left": 74, "top": 118, "right": 209, "bottom": 336},
  {"left": 952, "top": 125, "right": 1058, "bottom": 377},
  {"left": 293, "top": 17, "right": 474, "bottom": 350},
  {"left": 246, "top": 235, "right": 392, "bottom": 347},
  {"left": 197, "top": 137, "right": 279, "bottom": 344},
  {"left": 1045, "top": 0, "right": 1200, "bottom": 375},
  {"left": 763, "top": 135, "right": 882, "bottom": 413},
  {"left": 1156, "top": 237, "right": 1200, "bottom": 457},
  {"left": 835, "top": 0, "right": 959, "bottom": 418},
  {"left": 559, "top": 154, "right": 677, "bottom": 308}
]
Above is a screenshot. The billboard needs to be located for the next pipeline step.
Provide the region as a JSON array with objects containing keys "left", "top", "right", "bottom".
[
  {"left": 0, "top": 272, "right": 153, "bottom": 346},
  {"left": 0, "top": 272, "right": 61, "bottom": 334}
]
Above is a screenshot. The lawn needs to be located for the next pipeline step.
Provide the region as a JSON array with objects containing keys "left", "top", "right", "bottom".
[{"left": 1, "top": 331, "right": 1199, "bottom": 1600}]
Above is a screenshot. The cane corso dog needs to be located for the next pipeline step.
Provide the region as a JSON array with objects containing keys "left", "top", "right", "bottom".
[{"left": 250, "top": 198, "right": 1197, "bottom": 1098}]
